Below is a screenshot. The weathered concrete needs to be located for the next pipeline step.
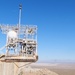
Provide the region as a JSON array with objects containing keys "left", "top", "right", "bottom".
[
  {"left": 0, "top": 62, "right": 26, "bottom": 75},
  {"left": 0, "top": 62, "right": 14, "bottom": 75}
]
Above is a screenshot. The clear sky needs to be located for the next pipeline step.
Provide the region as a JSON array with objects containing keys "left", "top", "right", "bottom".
[{"left": 0, "top": 0, "right": 75, "bottom": 62}]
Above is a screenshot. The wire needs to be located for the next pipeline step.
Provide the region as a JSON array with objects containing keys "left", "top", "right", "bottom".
[
  {"left": 13, "top": 62, "right": 32, "bottom": 69},
  {"left": 0, "top": 45, "right": 6, "bottom": 51}
]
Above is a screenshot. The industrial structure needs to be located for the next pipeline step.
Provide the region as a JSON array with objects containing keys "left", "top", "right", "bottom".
[{"left": 0, "top": 4, "right": 38, "bottom": 62}]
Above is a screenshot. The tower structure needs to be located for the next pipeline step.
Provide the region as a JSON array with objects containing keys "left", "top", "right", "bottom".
[{"left": 0, "top": 4, "right": 38, "bottom": 62}]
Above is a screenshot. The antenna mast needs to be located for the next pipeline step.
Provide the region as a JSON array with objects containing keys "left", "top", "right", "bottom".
[{"left": 18, "top": 4, "right": 22, "bottom": 34}]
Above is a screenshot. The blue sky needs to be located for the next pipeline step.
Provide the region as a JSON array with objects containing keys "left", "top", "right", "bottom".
[{"left": 0, "top": 0, "right": 75, "bottom": 62}]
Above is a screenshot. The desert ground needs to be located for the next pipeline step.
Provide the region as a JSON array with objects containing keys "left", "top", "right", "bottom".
[{"left": 31, "top": 62, "right": 75, "bottom": 75}]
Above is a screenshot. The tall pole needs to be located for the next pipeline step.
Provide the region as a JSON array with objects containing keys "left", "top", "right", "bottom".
[{"left": 18, "top": 4, "right": 22, "bottom": 36}]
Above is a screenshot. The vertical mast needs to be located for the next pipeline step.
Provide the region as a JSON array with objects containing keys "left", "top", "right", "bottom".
[{"left": 18, "top": 4, "right": 22, "bottom": 36}]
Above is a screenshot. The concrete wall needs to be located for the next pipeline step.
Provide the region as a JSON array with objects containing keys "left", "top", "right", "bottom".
[
  {"left": 0, "top": 62, "right": 30, "bottom": 75},
  {"left": 0, "top": 62, "right": 18, "bottom": 75}
]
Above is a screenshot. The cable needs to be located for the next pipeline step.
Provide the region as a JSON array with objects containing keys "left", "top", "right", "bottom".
[
  {"left": 13, "top": 62, "right": 32, "bottom": 69},
  {"left": 0, "top": 45, "right": 6, "bottom": 51}
]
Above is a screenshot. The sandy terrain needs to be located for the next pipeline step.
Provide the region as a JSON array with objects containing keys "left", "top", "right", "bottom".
[
  {"left": 22, "top": 68, "right": 58, "bottom": 75},
  {"left": 50, "top": 69, "right": 75, "bottom": 75},
  {"left": 31, "top": 63, "right": 75, "bottom": 75}
]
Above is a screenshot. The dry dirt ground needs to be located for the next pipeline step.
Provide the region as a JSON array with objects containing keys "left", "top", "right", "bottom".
[
  {"left": 31, "top": 63, "right": 75, "bottom": 75},
  {"left": 21, "top": 68, "right": 58, "bottom": 75},
  {"left": 49, "top": 69, "right": 75, "bottom": 75}
]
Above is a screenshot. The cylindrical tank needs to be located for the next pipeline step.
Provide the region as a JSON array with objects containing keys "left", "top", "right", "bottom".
[
  {"left": 7, "top": 30, "right": 18, "bottom": 44},
  {"left": 7, "top": 30, "right": 18, "bottom": 39}
]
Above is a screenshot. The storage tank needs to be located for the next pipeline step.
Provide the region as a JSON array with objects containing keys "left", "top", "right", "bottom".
[
  {"left": 7, "top": 30, "right": 18, "bottom": 39},
  {"left": 7, "top": 30, "right": 18, "bottom": 44}
]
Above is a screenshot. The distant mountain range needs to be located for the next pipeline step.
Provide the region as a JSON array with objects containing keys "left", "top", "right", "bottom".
[{"left": 37, "top": 60, "right": 75, "bottom": 63}]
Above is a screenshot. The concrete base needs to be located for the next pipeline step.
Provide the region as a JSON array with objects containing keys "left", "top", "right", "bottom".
[
  {"left": 0, "top": 62, "right": 18, "bottom": 75},
  {"left": 0, "top": 62, "right": 32, "bottom": 75}
]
